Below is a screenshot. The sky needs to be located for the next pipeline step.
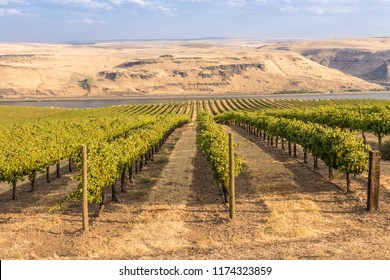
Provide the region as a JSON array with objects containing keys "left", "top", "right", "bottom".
[{"left": 0, "top": 0, "right": 390, "bottom": 42}]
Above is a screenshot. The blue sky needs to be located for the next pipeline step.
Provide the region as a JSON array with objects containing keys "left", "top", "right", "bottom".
[{"left": 0, "top": 0, "right": 390, "bottom": 42}]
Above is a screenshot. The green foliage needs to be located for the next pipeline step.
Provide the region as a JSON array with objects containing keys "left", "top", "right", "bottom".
[
  {"left": 272, "top": 89, "right": 320, "bottom": 94},
  {"left": 380, "top": 140, "right": 390, "bottom": 160},
  {"left": 216, "top": 111, "right": 370, "bottom": 175},
  {"left": 0, "top": 106, "right": 68, "bottom": 121},
  {"left": 69, "top": 114, "right": 189, "bottom": 203},
  {"left": 80, "top": 78, "right": 93, "bottom": 94},
  {"left": 0, "top": 115, "right": 157, "bottom": 183},
  {"left": 344, "top": 89, "right": 363, "bottom": 92},
  {"left": 263, "top": 104, "right": 390, "bottom": 147},
  {"left": 196, "top": 111, "right": 242, "bottom": 188}
]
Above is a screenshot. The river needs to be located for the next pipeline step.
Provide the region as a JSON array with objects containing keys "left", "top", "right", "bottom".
[{"left": 1, "top": 92, "right": 390, "bottom": 108}]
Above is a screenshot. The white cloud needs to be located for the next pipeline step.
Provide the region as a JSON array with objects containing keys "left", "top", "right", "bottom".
[
  {"left": 48, "top": 0, "right": 112, "bottom": 10},
  {"left": 0, "top": 0, "right": 29, "bottom": 5},
  {"left": 305, "top": 7, "right": 325, "bottom": 14},
  {"left": 109, "top": 0, "right": 126, "bottom": 4},
  {"left": 112, "top": 0, "right": 176, "bottom": 15},
  {"left": 255, "top": 0, "right": 365, "bottom": 14},
  {"left": 128, "top": 0, "right": 147, "bottom": 5},
  {"left": 66, "top": 17, "right": 106, "bottom": 24},
  {"left": 280, "top": 5, "right": 300, "bottom": 13},
  {"left": 0, "top": 7, "right": 23, "bottom": 15},
  {"left": 227, "top": 0, "right": 247, "bottom": 7},
  {"left": 255, "top": 0, "right": 270, "bottom": 5},
  {"left": 2, "top": 0, "right": 388, "bottom": 19}
]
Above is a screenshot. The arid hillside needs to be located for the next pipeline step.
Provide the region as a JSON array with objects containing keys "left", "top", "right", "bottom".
[
  {"left": 0, "top": 40, "right": 384, "bottom": 98},
  {"left": 265, "top": 37, "right": 390, "bottom": 86}
]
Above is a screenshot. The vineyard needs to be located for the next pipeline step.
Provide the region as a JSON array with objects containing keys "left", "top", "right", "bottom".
[{"left": 0, "top": 98, "right": 389, "bottom": 260}]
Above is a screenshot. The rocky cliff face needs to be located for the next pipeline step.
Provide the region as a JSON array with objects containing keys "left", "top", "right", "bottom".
[
  {"left": 362, "top": 61, "right": 390, "bottom": 83},
  {"left": 302, "top": 49, "right": 390, "bottom": 85},
  {"left": 0, "top": 41, "right": 383, "bottom": 98},
  {"left": 96, "top": 56, "right": 269, "bottom": 94},
  {"left": 92, "top": 53, "right": 381, "bottom": 95}
]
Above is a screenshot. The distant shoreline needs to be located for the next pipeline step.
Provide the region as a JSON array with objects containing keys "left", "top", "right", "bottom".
[{"left": 1, "top": 91, "right": 390, "bottom": 103}]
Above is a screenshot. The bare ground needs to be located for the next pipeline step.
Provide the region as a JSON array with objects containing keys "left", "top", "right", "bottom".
[{"left": 0, "top": 120, "right": 389, "bottom": 259}]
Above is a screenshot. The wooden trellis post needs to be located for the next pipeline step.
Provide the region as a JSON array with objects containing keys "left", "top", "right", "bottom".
[
  {"left": 229, "top": 133, "right": 236, "bottom": 220},
  {"left": 81, "top": 144, "right": 89, "bottom": 232},
  {"left": 367, "top": 150, "right": 380, "bottom": 211}
]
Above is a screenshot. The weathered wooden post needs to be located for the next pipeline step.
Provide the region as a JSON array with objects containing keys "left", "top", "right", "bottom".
[
  {"left": 81, "top": 144, "right": 89, "bottom": 232},
  {"left": 229, "top": 133, "right": 236, "bottom": 220},
  {"left": 367, "top": 150, "right": 380, "bottom": 211}
]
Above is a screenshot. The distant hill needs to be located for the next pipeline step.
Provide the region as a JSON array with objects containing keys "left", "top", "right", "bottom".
[
  {"left": 0, "top": 40, "right": 383, "bottom": 99},
  {"left": 268, "top": 37, "right": 390, "bottom": 87},
  {"left": 301, "top": 49, "right": 390, "bottom": 86},
  {"left": 62, "top": 37, "right": 232, "bottom": 45}
]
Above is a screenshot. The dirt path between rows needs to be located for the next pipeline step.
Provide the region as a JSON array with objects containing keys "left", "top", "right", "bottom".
[
  {"left": 104, "top": 119, "right": 198, "bottom": 259},
  {"left": 204, "top": 125, "right": 389, "bottom": 259},
  {"left": 0, "top": 118, "right": 198, "bottom": 259},
  {"left": 0, "top": 115, "right": 389, "bottom": 259}
]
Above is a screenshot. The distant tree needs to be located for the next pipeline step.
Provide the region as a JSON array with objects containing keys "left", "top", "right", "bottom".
[{"left": 80, "top": 78, "right": 93, "bottom": 95}]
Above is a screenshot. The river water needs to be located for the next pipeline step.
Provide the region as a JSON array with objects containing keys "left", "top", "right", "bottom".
[{"left": 1, "top": 92, "right": 390, "bottom": 108}]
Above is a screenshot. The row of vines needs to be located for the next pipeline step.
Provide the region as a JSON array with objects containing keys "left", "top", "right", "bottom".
[{"left": 2, "top": 98, "right": 390, "bottom": 204}]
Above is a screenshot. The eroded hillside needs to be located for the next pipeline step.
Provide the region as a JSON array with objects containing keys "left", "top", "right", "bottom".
[
  {"left": 0, "top": 40, "right": 383, "bottom": 98},
  {"left": 268, "top": 38, "right": 390, "bottom": 87}
]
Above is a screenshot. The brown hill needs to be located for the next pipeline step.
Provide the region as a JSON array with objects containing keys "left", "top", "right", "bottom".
[
  {"left": 0, "top": 41, "right": 383, "bottom": 98},
  {"left": 267, "top": 38, "right": 390, "bottom": 86},
  {"left": 362, "top": 61, "right": 390, "bottom": 83}
]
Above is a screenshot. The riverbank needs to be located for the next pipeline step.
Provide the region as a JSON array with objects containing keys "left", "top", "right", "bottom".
[{"left": 1, "top": 91, "right": 390, "bottom": 108}]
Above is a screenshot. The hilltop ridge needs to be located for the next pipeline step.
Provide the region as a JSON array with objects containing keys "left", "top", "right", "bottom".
[{"left": 0, "top": 39, "right": 384, "bottom": 98}]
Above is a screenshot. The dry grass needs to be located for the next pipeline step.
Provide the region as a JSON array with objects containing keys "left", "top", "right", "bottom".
[
  {"left": 155, "top": 155, "right": 169, "bottom": 163},
  {"left": 139, "top": 173, "right": 157, "bottom": 184},
  {"left": 0, "top": 39, "right": 382, "bottom": 99},
  {"left": 260, "top": 199, "right": 324, "bottom": 239},
  {"left": 268, "top": 37, "right": 390, "bottom": 53},
  {"left": 0, "top": 121, "right": 389, "bottom": 260}
]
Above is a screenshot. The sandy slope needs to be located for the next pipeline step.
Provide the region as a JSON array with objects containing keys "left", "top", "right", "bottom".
[
  {"left": 0, "top": 40, "right": 382, "bottom": 98},
  {"left": 264, "top": 37, "right": 390, "bottom": 53},
  {"left": 263, "top": 37, "right": 390, "bottom": 85}
]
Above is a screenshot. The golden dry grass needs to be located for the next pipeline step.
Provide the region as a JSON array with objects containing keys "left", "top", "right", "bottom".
[
  {"left": 0, "top": 118, "right": 389, "bottom": 260},
  {"left": 0, "top": 39, "right": 382, "bottom": 98},
  {"left": 260, "top": 199, "right": 324, "bottom": 239}
]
